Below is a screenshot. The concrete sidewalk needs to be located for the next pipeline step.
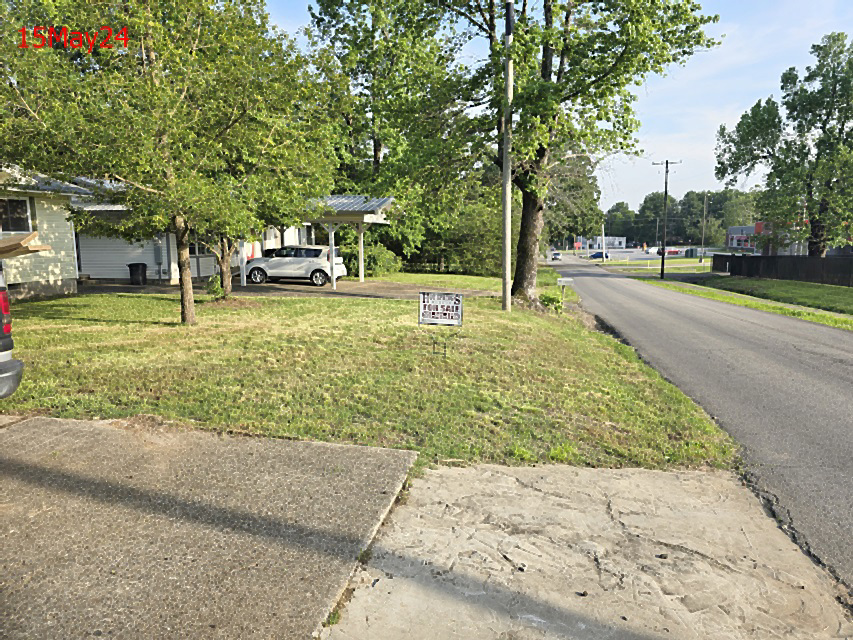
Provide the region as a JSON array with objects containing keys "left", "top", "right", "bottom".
[
  {"left": 0, "top": 416, "right": 416, "bottom": 639},
  {"left": 324, "top": 466, "right": 853, "bottom": 639}
]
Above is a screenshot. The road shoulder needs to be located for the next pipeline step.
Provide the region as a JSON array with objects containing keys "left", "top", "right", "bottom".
[{"left": 638, "top": 278, "right": 853, "bottom": 331}]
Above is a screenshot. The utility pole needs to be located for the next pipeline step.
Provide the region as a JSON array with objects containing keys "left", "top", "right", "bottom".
[
  {"left": 601, "top": 222, "right": 607, "bottom": 262},
  {"left": 501, "top": 1, "right": 514, "bottom": 312},
  {"left": 652, "top": 160, "right": 681, "bottom": 279},
  {"left": 700, "top": 193, "right": 708, "bottom": 264},
  {"left": 655, "top": 218, "right": 659, "bottom": 247}
]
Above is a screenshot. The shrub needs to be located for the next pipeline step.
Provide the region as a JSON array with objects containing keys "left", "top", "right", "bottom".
[
  {"left": 539, "top": 291, "right": 563, "bottom": 314},
  {"left": 341, "top": 244, "right": 402, "bottom": 277},
  {"left": 206, "top": 274, "right": 225, "bottom": 299}
]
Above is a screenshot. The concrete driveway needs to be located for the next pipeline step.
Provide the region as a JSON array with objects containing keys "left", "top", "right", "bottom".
[
  {"left": 0, "top": 416, "right": 416, "bottom": 639},
  {"left": 324, "top": 465, "right": 852, "bottom": 639},
  {"left": 556, "top": 257, "right": 853, "bottom": 594}
]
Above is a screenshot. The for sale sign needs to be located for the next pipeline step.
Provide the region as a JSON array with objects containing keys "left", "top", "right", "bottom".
[{"left": 419, "top": 292, "right": 463, "bottom": 326}]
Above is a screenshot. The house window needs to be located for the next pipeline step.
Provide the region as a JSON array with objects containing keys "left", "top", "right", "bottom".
[
  {"left": 188, "top": 242, "right": 214, "bottom": 256},
  {"left": 0, "top": 199, "right": 31, "bottom": 234}
]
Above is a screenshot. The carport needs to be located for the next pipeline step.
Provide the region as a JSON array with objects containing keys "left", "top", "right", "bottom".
[{"left": 305, "top": 196, "right": 393, "bottom": 290}]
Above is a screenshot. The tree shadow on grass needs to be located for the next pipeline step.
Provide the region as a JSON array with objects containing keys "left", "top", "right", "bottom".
[{"left": 12, "top": 295, "right": 182, "bottom": 326}]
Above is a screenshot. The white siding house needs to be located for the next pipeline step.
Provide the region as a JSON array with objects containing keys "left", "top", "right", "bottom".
[
  {"left": 77, "top": 235, "right": 162, "bottom": 282},
  {"left": 0, "top": 169, "right": 81, "bottom": 299},
  {"left": 2, "top": 166, "right": 315, "bottom": 290},
  {"left": 76, "top": 217, "right": 310, "bottom": 284}
]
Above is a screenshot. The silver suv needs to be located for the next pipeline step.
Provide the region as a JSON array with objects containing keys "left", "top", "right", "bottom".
[
  {"left": 0, "top": 264, "right": 24, "bottom": 398},
  {"left": 246, "top": 245, "right": 347, "bottom": 286}
]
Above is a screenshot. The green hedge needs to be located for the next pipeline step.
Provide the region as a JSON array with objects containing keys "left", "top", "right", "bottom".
[{"left": 341, "top": 244, "right": 402, "bottom": 277}]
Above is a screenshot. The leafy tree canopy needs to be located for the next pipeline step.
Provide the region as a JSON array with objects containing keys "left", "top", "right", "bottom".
[
  {"left": 311, "top": 0, "right": 720, "bottom": 300},
  {"left": 543, "top": 154, "right": 603, "bottom": 247},
  {"left": 716, "top": 32, "right": 853, "bottom": 256},
  {"left": 1, "top": 0, "right": 339, "bottom": 322}
]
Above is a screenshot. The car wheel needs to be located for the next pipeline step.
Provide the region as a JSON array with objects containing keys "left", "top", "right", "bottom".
[
  {"left": 311, "top": 270, "right": 329, "bottom": 286},
  {"left": 249, "top": 268, "right": 267, "bottom": 284}
]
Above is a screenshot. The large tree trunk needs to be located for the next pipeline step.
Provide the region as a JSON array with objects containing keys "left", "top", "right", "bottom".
[
  {"left": 218, "top": 237, "right": 235, "bottom": 298},
  {"left": 372, "top": 128, "right": 382, "bottom": 174},
  {"left": 511, "top": 187, "right": 546, "bottom": 302},
  {"left": 808, "top": 196, "right": 829, "bottom": 257},
  {"left": 173, "top": 215, "right": 196, "bottom": 325}
]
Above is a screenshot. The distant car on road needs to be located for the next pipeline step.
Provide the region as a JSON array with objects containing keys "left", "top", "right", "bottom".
[
  {"left": 246, "top": 245, "right": 346, "bottom": 286},
  {"left": 551, "top": 251, "right": 562, "bottom": 260},
  {"left": 656, "top": 247, "right": 681, "bottom": 256},
  {"left": 589, "top": 251, "right": 610, "bottom": 260}
]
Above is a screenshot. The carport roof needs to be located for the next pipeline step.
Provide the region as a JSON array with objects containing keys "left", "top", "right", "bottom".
[{"left": 307, "top": 195, "right": 393, "bottom": 224}]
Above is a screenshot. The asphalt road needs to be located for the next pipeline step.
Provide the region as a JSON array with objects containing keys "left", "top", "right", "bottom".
[{"left": 557, "top": 257, "right": 853, "bottom": 591}]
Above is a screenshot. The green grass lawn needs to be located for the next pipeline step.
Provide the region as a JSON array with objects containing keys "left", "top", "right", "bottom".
[
  {"left": 376, "top": 267, "right": 577, "bottom": 307},
  {"left": 3, "top": 287, "right": 734, "bottom": 470},
  {"left": 589, "top": 258, "right": 712, "bottom": 274},
  {"left": 704, "top": 276, "right": 853, "bottom": 315},
  {"left": 611, "top": 264, "right": 713, "bottom": 274},
  {"left": 595, "top": 256, "right": 706, "bottom": 265},
  {"left": 374, "top": 271, "right": 502, "bottom": 291},
  {"left": 643, "top": 280, "right": 853, "bottom": 332},
  {"left": 375, "top": 267, "right": 559, "bottom": 292}
]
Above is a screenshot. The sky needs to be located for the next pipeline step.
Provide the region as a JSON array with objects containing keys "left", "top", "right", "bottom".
[{"left": 265, "top": 0, "right": 853, "bottom": 212}]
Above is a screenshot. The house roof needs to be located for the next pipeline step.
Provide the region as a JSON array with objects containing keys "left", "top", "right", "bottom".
[{"left": 0, "top": 167, "right": 89, "bottom": 197}]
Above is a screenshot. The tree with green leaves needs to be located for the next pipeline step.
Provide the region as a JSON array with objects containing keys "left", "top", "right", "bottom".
[
  {"left": 310, "top": 0, "right": 479, "bottom": 261},
  {"left": 637, "top": 192, "right": 677, "bottom": 246},
  {"left": 311, "top": 1, "right": 719, "bottom": 299},
  {"left": 605, "top": 202, "right": 636, "bottom": 243},
  {"left": 675, "top": 191, "right": 728, "bottom": 246},
  {"left": 543, "top": 155, "right": 603, "bottom": 248},
  {"left": 1, "top": 0, "right": 338, "bottom": 322},
  {"left": 434, "top": 0, "right": 718, "bottom": 301},
  {"left": 713, "top": 189, "right": 755, "bottom": 230},
  {"left": 716, "top": 32, "right": 853, "bottom": 256}
]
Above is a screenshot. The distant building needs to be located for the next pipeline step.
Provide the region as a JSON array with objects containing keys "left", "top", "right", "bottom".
[
  {"left": 751, "top": 221, "right": 807, "bottom": 256},
  {"left": 725, "top": 225, "right": 756, "bottom": 251},
  {"left": 727, "top": 221, "right": 853, "bottom": 256},
  {"left": 578, "top": 236, "right": 626, "bottom": 250}
]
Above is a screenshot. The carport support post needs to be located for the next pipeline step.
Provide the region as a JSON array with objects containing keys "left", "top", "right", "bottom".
[
  {"left": 324, "top": 223, "right": 341, "bottom": 290},
  {"left": 357, "top": 222, "right": 365, "bottom": 283},
  {"left": 239, "top": 240, "right": 247, "bottom": 287},
  {"left": 194, "top": 231, "right": 202, "bottom": 282}
]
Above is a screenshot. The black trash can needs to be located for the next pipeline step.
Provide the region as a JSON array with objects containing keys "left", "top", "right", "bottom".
[{"left": 128, "top": 263, "right": 148, "bottom": 286}]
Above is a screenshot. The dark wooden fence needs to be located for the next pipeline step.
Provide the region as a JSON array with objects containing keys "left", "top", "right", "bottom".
[{"left": 712, "top": 254, "right": 853, "bottom": 287}]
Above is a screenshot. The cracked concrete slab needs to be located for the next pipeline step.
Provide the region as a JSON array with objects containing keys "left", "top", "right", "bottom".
[
  {"left": 0, "top": 417, "right": 417, "bottom": 639},
  {"left": 322, "top": 465, "right": 853, "bottom": 640}
]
